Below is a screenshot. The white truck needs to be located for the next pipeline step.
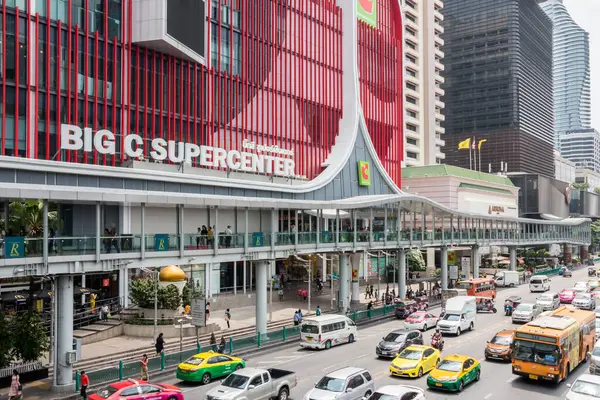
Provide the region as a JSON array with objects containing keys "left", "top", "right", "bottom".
[
  {"left": 205, "top": 368, "right": 297, "bottom": 400},
  {"left": 494, "top": 270, "right": 520, "bottom": 287},
  {"left": 437, "top": 296, "right": 477, "bottom": 336}
]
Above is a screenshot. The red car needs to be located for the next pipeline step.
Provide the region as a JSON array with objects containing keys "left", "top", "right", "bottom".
[
  {"left": 89, "top": 380, "right": 183, "bottom": 400},
  {"left": 559, "top": 289, "right": 577, "bottom": 304},
  {"left": 591, "top": 287, "right": 600, "bottom": 298}
]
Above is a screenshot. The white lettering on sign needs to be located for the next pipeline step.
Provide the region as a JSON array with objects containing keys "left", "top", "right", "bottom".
[{"left": 60, "top": 124, "right": 297, "bottom": 178}]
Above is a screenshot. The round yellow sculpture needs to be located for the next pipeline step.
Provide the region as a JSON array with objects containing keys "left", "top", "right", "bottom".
[{"left": 159, "top": 265, "right": 186, "bottom": 282}]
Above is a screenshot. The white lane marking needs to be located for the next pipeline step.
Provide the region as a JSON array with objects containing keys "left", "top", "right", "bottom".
[
  {"left": 506, "top": 376, "right": 518, "bottom": 383},
  {"left": 484, "top": 393, "right": 492, "bottom": 399},
  {"left": 322, "top": 353, "right": 369, "bottom": 372},
  {"left": 257, "top": 361, "right": 274, "bottom": 364},
  {"left": 274, "top": 356, "right": 303, "bottom": 359}
]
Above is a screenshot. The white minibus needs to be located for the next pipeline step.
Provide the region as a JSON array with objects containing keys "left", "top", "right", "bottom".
[{"left": 300, "top": 314, "right": 357, "bottom": 350}]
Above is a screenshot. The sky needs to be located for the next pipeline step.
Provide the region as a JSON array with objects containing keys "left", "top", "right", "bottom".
[{"left": 563, "top": 0, "right": 600, "bottom": 127}]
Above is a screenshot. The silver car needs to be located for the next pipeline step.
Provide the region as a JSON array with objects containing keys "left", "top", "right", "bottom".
[
  {"left": 304, "top": 367, "right": 375, "bottom": 400},
  {"left": 536, "top": 293, "right": 560, "bottom": 311},
  {"left": 573, "top": 293, "right": 596, "bottom": 311},
  {"left": 512, "top": 303, "right": 541, "bottom": 324},
  {"left": 365, "top": 385, "right": 425, "bottom": 400},
  {"left": 590, "top": 345, "right": 600, "bottom": 375},
  {"left": 566, "top": 374, "right": 600, "bottom": 400}
]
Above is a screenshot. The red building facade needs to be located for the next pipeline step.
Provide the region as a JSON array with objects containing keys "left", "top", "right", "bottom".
[{"left": 0, "top": 0, "right": 403, "bottom": 186}]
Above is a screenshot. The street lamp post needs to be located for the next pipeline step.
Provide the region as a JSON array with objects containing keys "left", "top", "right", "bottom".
[{"left": 141, "top": 267, "right": 159, "bottom": 343}]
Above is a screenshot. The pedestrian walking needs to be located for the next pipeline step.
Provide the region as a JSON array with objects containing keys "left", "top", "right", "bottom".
[
  {"left": 80, "top": 370, "right": 89, "bottom": 400},
  {"left": 218, "top": 336, "right": 226, "bottom": 353},
  {"left": 140, "top": 354, "right": 149, "bottom": 381},
  {"left": 225, "top": 225, "right": 233, "bottom": 247},
  {"left": 316, "top": 305, "right": 321, "bottom": 316},
  {"left": 293, "top": 310, "right": 300, "bottom": 325},
  {"left": 224, "top": 308, "right": 231, "bottom": 329},
  {"left": 207, "top": 226, "right": 214, "bottom": 247},
  {"left": 8, "top": 369, "right": 21, "bottom": 400},
  {"left": 278, "top": 288, "right": 284, "bottom": 301},
  {"left": 155, "top": 333, "right": 165, "bottom": 355},
  {"left": 370, "top": 284, "right": 374, "bottom": 299},
  {"left": 205, "top": 302, "right": 211, "bottom": 322}
]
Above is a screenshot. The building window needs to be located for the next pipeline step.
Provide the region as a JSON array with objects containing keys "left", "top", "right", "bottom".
[
  {"left": 406, "top": 82, "right": 417, "bottom": 91},
  {"left": 407, "top": 151, "right": 418, "bottom": 159},
  {"left": 406, "top": 96, "right": 417, "bottom": 105},
  {"left": 406, "top": 123, "right": 417, "bottom": 132},
  {"left": 407, "top": 138, "right": 417, "bottom": 146},
  {"left": 407, "top": 110, "right": 417, "bottom": 118}
]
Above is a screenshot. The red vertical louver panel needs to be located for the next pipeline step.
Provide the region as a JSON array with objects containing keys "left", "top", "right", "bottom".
[
  {"left": 1, "top": 0, "right": 6, "bottom": 156},
  {"left": 14, "top": 6, "right": 19, "bottom": 157},
  {"left": 25, "top": 6, "right": 30, "bottom": 158},
  {"left": 93, "top": 32, "right": 99, "bottom": 165},
  {"left": 34, "top": 14, "right": 39, "bottom": 159}
]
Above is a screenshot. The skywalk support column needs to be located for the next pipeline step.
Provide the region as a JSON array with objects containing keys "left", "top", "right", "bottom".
[
  {"left": 339, "top": 254, "right": 350, "bottom": 313},
  {"left": 509, "top": 247, "right": 517, "bottom": 272},
  {"left": 472, "top": 246, "right": 480, "bottom": 279},
  {"left": 441, "top": 247, "right": 448, "bottom": 290},
  {"left": 398, "top": 249, "right": 406, "bottom": 299},
  {"left": 54, "top": 275, "right": 74, "bottom": 391},
  {"left": 255, "top": 261, "right": 268, "bottom": 338},
  {"left": 350, "top": 253, "right": 360, "bottom": 304}
]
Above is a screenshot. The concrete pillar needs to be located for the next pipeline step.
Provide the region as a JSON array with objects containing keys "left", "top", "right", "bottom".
[
  {"left": 581, "top": 246, "right": 589, "bottom": 262},
  {"left": 255, "top": 261, "right": 268, "bottom": 337},
  {"left": 119, "top": 204, "right": 132, "bottom": 235},
  {"left": 322, "top": 255, "right": 327, "bottom": 283},
  {"left": 472, "top": 246, "right": 480, "bottom": 279},
  {"left": 119, "top": 267, "right": 130, "bottom": 308},
  {"left": 440, "top": 247, "right": 448, "bottom": 290},
  {"left": 509, "top": 247, "right": 517, "bottom": 272},
  {"left": 398, "top": 249, "right": 406, "bottom": 299},
  {"left": 339, "top": 254, "right": 350, "bottom": 313},
  {"left": 55, "top": 275, "right": 74, "bottom": 391}
]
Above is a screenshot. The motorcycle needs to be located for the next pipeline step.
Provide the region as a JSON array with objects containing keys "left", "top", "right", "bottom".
[{"left": 431, "top": 335, "right": 444, "bottom": 351}]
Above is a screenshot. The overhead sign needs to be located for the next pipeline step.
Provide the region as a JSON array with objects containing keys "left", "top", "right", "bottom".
[
  {"left": 358, "top": 161, "right": 371, "bottom": 186},
  {"left": 447, "top": 251, "right": 456, "bottom": 265},
  {"left": 4, "top": 237, "right": 24, "bottom": 259},
  {"left": 155, "top": 234, "right": 169, "bottom": 252},
  {"left": 357, "top": 0, "right": 377, "bottom": 27},
  {"left": 60, "top": 125, "right": 297, "bottom": 178},
  {"left": 191, "top": 298, "right": 207, "bottom": 327}
]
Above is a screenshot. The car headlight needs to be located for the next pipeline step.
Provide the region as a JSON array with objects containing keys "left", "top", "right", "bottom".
[{"left": 447, "top": 377, "right": 458, "bottom": 383}]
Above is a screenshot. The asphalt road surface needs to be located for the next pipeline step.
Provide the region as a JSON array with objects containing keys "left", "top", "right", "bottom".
[{"left": 157, "top": 268, "right": 595, "bottom": 399}]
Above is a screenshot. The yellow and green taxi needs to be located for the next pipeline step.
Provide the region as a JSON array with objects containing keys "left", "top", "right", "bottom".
[
  {"left": 176, "top": 351, "right": 245, "bottom": 384},
  {"left": 427, "top": 354, "right": 480, "bottom": 392},
  {"left": 389, "top": 345, "right": 441, "bottom": 378}
]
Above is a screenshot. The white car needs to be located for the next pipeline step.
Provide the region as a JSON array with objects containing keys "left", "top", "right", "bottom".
[
  {"left": 365, "top": 385, "right": 425, "bottom": 400},
  {"left": 536, "top": 293, "right": 560, "bottom": 311},
  {"left": 566, "top": 374, "right": 600, "bottom": 399},
  {"left": 573, "top": 293, "right": 596, "bottom": 311},
  {"left": 574, "top": 281, "right": 592, "bottom": 294},
  {"left": 403, "top": 312, "right": 440, "bottom": 332},
  {"left": 304, "top": 367, "right": 375, "bottom": 400},
  {"left": 512, "top": 303, "right": 542, "bottom": 324}
]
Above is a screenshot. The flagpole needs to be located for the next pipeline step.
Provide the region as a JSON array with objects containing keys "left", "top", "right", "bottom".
[
  {"left": 479, "top": 147, "right": 481, "bottom": 172},
  {"left": 469, "top": 146, "right": 472, "bottom": 170}
]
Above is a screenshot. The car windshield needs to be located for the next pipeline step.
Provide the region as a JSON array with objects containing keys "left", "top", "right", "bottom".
[
  {"left": 315, "top": 376, "right": 346, "bottom": 392},
  {"left": 513, "top": 340, "right": 559, "bottom": 366},
  {"left": 516, "top": 304, "right": 532, "bottom": 312},
  {"left": 570, "top": 380, "right": 600, "bottom": 398},
  {"left": 383, "top": 332, "right": 407, "bottom": 342},
  {"left": 562, "top": 291, "right": 575, "bottom": 296},
  {"left": 490, "top": 335, "right": 511, "bottom": 346},
  {"left": 436, "top": 360, "right": 462, "bottom": 372},
  {"left": 593, "top": 347, "right": 600, "bottom": 357},
  {"left": 184, "top": 357, "right": 205, "bottom": 365},
  {"left": 221, "top": 374, "right": 249, "bottom": 389},
  {"left": 538, "top": 295, "right": 553, "bottom": 302},
  {"left": 442, "top": 314, "right": 460, "bottom": 321},
  {"left": 398, "top": 349, "right": 423, "bottom": 360},
  {"left": 575, "top": 294, "right": 591, "bottom": 301},
  {"left": 94, "top": 387, "right": 119, "bottom": 399},
  {"left": 301, "top": 324, "right": 319, "bottom": 334},
  {"left": 368, "top": 393, "right": 397, "bottom": 400},
  {"left": 575, "top": 282, "right": 587, "bottom": 288},
  {"left": 408, "top": 313, "right": 425, "bottom": 320}
]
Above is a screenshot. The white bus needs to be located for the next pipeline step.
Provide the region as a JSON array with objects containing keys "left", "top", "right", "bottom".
[{"left": 299, "top": 314, "right": 357, "bottom": 350}]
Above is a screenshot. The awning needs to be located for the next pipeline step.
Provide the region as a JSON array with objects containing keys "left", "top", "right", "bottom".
[{"left": 1, "top": 287, "right": 99, "bottom": 302}]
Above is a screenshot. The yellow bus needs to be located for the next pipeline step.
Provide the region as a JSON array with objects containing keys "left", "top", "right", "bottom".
[{"left": 512, "top": 306, "right": 595, "bottom": 383}]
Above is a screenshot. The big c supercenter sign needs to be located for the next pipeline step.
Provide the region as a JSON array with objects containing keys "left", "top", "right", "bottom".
[
  {"left": 60, "top": 124, "right": 298, "bottom": 178},
  {"left": 357, "top": 0, "right": 377, "bottom": 27},
  {"left": 358, "top": 161, "right": 371, "bottom": 186}
]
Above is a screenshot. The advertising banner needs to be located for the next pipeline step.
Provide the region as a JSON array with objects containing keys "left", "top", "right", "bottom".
[
  {"left": 154, "top": 234, "right": 169, "bottom": 252},
  {"left": 4, "top": 237, "right": 24, "bottom": 258},
  {"left": 357, "top": 0, "right": 377, "bottom": 27}
]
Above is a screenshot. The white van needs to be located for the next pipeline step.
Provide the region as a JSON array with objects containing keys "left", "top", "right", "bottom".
[
  {"left": 437, "top": 296, "right": 477, "bottom": 336},
  {"left": 529, "top": 275, "right": 551, "bottom": 292},
  {"left": 300, "top": 315, "right": 357, "bottom": 350}
]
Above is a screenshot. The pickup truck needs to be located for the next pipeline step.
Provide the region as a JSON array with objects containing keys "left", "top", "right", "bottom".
[{"left": 205, "top": 368, "right": 297, "bottom": 400}]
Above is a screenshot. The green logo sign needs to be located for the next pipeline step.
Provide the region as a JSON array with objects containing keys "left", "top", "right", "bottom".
[
  {"left": 4, "top": 237, "right": 24, "bottom": 258},
  {"left": 253, "top": 232, "right": 264, "bottom": 247},
  {"left": 357, "top": 0, "right": 377, "bottom": 28},
  {"left": 358, "top": 161, "right": 371, "bottom": 186},
  {"left": 154, "top": 234, "right": 169, "bottom": 252}
]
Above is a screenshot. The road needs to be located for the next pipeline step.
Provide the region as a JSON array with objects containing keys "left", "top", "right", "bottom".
[{"left": 158, "top": 268, "right": 594, "bottom": 399}]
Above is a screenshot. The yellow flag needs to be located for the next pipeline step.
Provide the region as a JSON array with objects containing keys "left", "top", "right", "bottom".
[
  {"left": 478, "top": 139, "right": 488, "bottom": 150},
  {"left": 458, "top": 138, "right": 471, "bottom": 150}
]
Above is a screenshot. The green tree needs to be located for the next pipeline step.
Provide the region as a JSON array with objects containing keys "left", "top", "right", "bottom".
[
  {"left": 159, "top": 284, "right": 181, "bottom": 310},
  {"left": 0, "top": 314, "right": 13, "bottom": 368},
  {"left": 594, "top": 187, "right": 600, "bottom": 195},
  {"left": 8, "top": 200, "right": 58, "bottom": 237},
  {"left": 407, "top": 249, "right": 426, "bottom": 271},
  {"left": 11, "top": 311, "right": 49, "bottom": 362},
  {"left": 572, "top": 181, "right": 590, "bottom": 190},
  {"left": 129, "top": 278, "right": 158, "bottom": 309},
  {"left": 591, "top": 220, "right": 600, "bottom": 253}
]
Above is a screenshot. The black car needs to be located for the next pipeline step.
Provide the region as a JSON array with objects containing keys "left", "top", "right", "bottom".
[{"left": 375, "top": 329, "right": 423, "bottom": 358}]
